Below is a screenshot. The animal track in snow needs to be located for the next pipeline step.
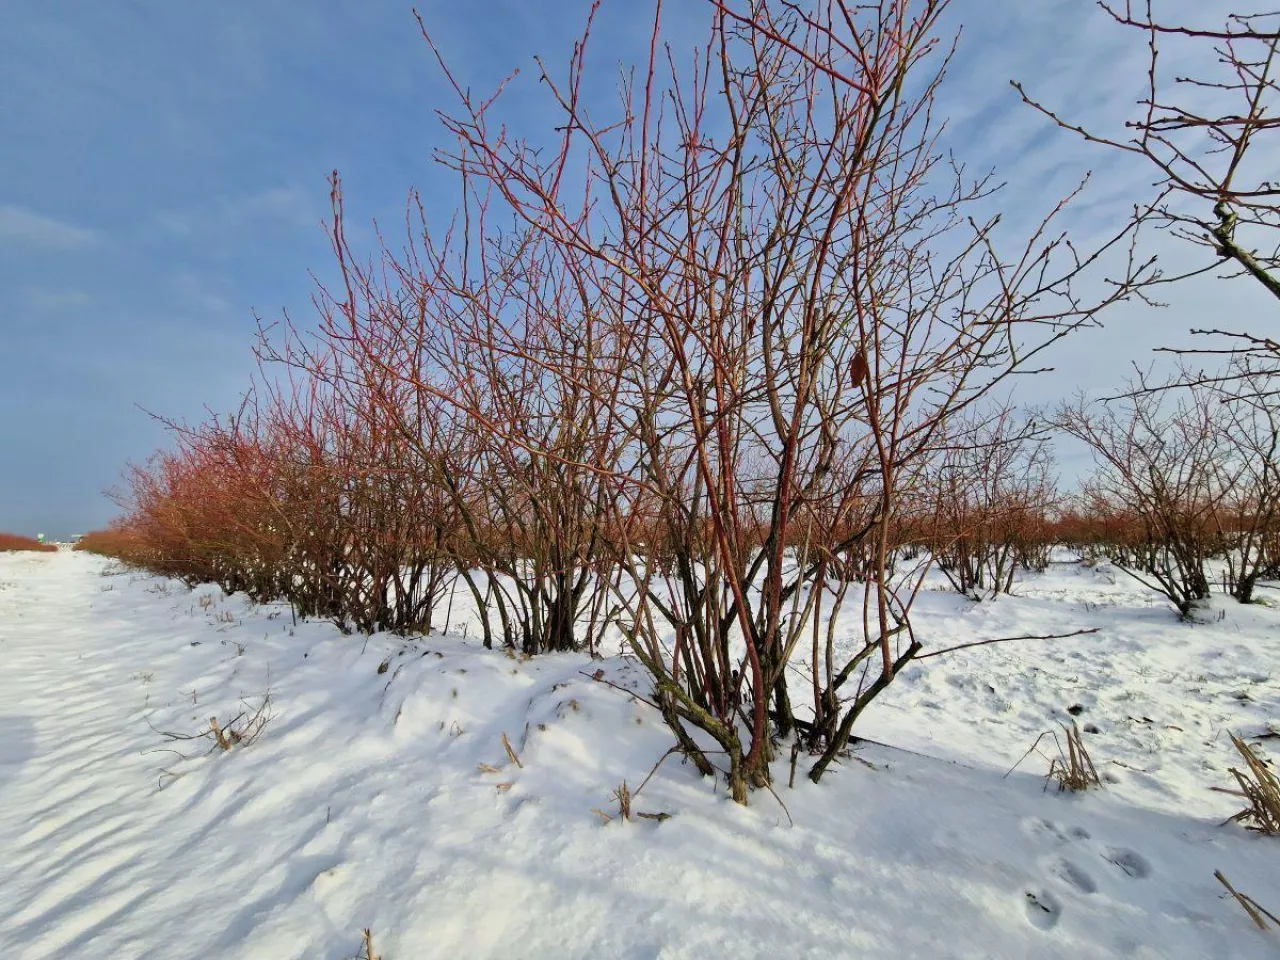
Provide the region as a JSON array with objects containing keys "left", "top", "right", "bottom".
[
  {"left": 1022, "top": 817, "right": 1069, "bottom": 843},
  {"left": 1021, "top": 817, "right": 1090, "bottom": 845},
  {"left": 1025, "top": 815, "right": 1154, "bottom": 924},
  {"left": 1104, "top": 847, "right": 1152, "bottom": 879},
  {"left": 1051, "top": 858, "right": 1098, "bottom": 894},
  {"left": 1023, "top": 889, "right": 1062, "bottom": 930}
]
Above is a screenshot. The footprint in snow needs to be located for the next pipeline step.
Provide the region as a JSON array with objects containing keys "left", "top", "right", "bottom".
[
  {"left": 1103, "top": 847, "right": 1151, "bottom": 879},
  {"left": 1022, "top": 817, "right": 1068, "bottom": 843},
  {"left": 1051, "top": 857, "right": 1098, "bottom": 895},
  {"left": 1024, "top": 889, "right": 1063, "bottom": 930},
  {"left": 1022, "top": 817, "right": 1089, "bottom": 844}
]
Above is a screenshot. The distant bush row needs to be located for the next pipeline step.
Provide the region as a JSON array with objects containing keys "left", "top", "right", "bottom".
[{"left": 0, "top": 533, "right": 56, "bottom": 553}]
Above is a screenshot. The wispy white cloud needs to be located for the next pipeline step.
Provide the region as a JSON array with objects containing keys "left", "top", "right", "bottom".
[
  {"left": 149, "top": 184, "right": 322, "bottom": 245},
  {"left": 22, "top": 287, "right": 94, "bottom": 313},
  {"left": 0, "top": 205, "right": 97, "bottom": 250}
]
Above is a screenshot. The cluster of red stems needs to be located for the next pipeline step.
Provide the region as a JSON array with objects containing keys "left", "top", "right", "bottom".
[
  {"left": 71, "top": 0, "right": 1279, "bottom": 803},
  {"left": 0, "top": 533, "right": 56, "bottom": 553}
]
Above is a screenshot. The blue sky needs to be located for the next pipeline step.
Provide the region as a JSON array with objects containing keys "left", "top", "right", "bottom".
[{"left": 0, "top": 0, "right": 1258, "bottom": 537}]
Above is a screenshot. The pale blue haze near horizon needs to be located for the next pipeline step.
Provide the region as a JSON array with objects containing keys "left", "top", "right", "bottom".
[{"left": 0, "top": 0, "right": 1259, "bottom": 537}]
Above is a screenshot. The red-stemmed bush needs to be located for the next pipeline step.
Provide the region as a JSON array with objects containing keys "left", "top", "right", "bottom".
[{"left": 0, "top": 533, "right": 56, "bottom": 553}]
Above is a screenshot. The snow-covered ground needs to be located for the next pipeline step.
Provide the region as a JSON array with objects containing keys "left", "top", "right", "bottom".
[{"left": 0, "top": 550, "right": 1276, "bottom": 959}]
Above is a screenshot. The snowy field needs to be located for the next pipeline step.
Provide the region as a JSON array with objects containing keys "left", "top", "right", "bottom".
[{"left": 0, "top": 549, "right": 1277, "bottom": 958}]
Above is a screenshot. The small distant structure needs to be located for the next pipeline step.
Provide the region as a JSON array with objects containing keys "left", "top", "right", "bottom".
[{"left": 36, "top": 533, "right": 46, "bottom": 544}]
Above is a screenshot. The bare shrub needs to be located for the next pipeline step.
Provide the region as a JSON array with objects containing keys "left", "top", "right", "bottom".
[
  {"left": 1207, "top": 363, "right": 1280, "bottom": 604},
  {"left": 102, "top": 378, "right": 463, "bottom": 639},
  {"left": 263, "top": 212, "right": 619, "bottom": 654},
  {"left": 97, "top": 0, "right": 1163, "bottom": 811},
  {"left": 397, "top": 0, "right": 1154, "bottom": 802},
  {"left": 0, "top": 533, "right": 56, "bottom": 553},
  {"left": 254, "top": 306, "right": 461, "bottom": 637},
  {"left": 1059, "top": 362, "right": 1280, "bottom": 610},
  {"left": 924, "top": 411, "right": 1056, "bottom": 599},
  {"left": 1055, "top": 382, "right": 1226, "bottom": 616}
]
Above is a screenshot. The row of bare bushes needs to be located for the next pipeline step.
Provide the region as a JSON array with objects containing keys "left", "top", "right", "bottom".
[
  {"left": 79, "top": 405, "right": 1280, "bottom": 618},
  {"left": 0, "top": 533, "right": 56, "bottom": 553},
  {"left": 79, "top": 0, "right": 1267, "bottom": 802},
  {"left": 1057, "top": 364, "right": 1280, "bottom": 614},
  {"left": 910, "top": 364, "right": 1280, "bottom": 613},
  {"left": 78, "top": 367, "right": 1280, "bottom": 793}
]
